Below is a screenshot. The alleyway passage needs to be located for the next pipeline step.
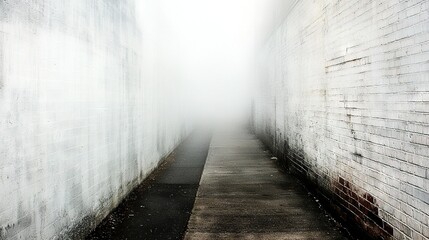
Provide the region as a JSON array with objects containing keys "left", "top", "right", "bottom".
[{"left": 87, "top": 130, "right": 350, "bottom": 240}]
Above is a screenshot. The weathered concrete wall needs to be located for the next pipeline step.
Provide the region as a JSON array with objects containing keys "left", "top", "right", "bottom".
[
  {"left": 0, "top": 1, "right": 187, "bottom": 239},
  {"left": 253, "top": 0, "right": 429, "bottom": 239}
]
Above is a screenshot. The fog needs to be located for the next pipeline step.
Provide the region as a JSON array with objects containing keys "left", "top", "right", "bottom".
[{"left": 136, "top": 0, "right": 297, "bottom": 127}]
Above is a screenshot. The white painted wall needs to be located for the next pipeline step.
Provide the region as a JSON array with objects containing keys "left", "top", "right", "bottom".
[
  {"left": 0, "top": 1, "right": 187, "bottom": 239},
  {"left": 252, "top": 0, "right": 429, "bottom": 239}
]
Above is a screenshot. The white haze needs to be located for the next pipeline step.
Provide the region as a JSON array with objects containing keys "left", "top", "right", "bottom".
[{"left": 136, "top": 0, "right": 297, "bottom": 127}]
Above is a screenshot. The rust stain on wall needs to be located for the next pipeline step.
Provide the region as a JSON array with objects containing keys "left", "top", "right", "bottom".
[{"left": 334, "top": 176, "right": 393, "bottom": 239}]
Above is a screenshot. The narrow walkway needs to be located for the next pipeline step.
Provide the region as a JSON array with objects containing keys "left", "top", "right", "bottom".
[
  {"left": 185, "top": 131, "right": 347, "bottom": 239},
  {"left": 86, "top": 132, "right": 211, "bottom": 240}
]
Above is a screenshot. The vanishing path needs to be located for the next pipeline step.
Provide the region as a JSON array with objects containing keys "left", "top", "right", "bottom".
[{"left": 185, "top": 130, "right": 348, "bottom": 240}]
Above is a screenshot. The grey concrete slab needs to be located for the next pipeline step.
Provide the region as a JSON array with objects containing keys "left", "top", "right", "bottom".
[{"left": 185, "top": 131, "right": 348, "bottom": 240}]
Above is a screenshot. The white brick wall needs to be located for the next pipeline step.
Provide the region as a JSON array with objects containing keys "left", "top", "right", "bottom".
[
  {"left": 253, "top": 0, "right": 429, "bottom": 239},
  {"left": 0, "top": 1, "right": 188, "bottom": 239}
]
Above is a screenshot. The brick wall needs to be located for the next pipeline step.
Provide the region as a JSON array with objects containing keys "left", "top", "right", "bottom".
[
  {"left": 252, "top": 0, "right": 429, "bottom": 239},
  {"left": 0, "top": 1, "right": 188, "bottom": 239}
]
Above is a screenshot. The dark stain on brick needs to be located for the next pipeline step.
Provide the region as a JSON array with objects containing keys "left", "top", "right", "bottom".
[
  {"left": 334, "top": 177, "right": 393, "bottom": 239},
  {"left": 383, "top": 222, "right": 394, "bottom": 235}
]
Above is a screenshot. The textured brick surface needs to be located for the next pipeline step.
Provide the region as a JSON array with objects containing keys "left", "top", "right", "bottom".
[
  {"left": 0, "top": 1, "right": 187, "bottom": 239},
  {"left": 252, "top": 0, "right": 429, "bottom": 239}
]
